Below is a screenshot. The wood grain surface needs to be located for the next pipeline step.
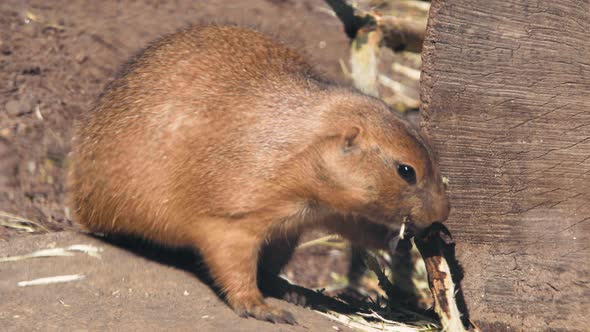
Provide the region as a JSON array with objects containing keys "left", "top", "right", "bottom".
[{"left": 420, "top": 0, "right": 589, "bottom": 330}]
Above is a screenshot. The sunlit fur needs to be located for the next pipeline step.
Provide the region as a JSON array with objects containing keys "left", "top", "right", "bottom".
[{"left": 68, "top": 24, "right": 449, "bottom": 324}]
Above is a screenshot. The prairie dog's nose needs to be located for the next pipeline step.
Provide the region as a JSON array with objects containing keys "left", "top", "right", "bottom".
[
  {"left": 433, "top": 194, "right": 451, "bottom": 224},
  {"left": 413, "top": 195, "right": 450, "bottom": 229},
  {"left": 420, "top": 192, "right": 450, "bottom": 227}
]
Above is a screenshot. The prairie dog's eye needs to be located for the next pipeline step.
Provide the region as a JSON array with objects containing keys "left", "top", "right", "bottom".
[{"left": 397, "top": 164, "right": 416, "bottom": 185}]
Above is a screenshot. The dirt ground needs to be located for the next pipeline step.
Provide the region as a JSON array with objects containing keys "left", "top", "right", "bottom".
[
  {"left": 0, "top": 231, "right": 356, "bottom": 332},
  {"left": 0, "top": 0, "right": 377, "bottom": 330}
]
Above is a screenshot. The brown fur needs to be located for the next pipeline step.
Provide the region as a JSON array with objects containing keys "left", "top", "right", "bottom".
[{"left": 68, "top": 24, "right": 450, "bottom": 324}]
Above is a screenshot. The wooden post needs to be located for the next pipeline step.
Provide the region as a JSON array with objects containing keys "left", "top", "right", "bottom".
[{"left": 420, "top": 0, "right": 590, "bottom": 330}]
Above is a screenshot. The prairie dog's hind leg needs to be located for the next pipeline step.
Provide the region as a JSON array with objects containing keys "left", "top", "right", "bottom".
[{"left": 192, "top": 219, "right": 296, "bottom": 324}]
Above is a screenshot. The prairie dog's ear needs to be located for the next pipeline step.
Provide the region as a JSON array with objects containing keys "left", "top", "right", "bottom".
[{"left": 342, "top": 126, "right": 362, "bottom": 152}]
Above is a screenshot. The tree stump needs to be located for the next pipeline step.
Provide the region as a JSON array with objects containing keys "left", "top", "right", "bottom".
[{"left": 420, "top": 0, "right": 590, "bottom": 330}]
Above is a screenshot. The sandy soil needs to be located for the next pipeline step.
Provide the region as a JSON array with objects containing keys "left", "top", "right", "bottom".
[{"left": 0, "top": 231, "right": 355, "bottom": 331}]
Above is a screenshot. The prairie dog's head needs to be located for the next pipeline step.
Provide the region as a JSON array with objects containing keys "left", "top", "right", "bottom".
[{"left": 312, "top": 94, "right": 450, "bottom": 234}]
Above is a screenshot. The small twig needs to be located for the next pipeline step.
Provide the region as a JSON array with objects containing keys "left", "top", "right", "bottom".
[
  {"left": 297, "top": 234, "right": 346, "bottom": 250},
  {"left": 393, "top": 62, "right": 421, "bottom": 81},
  {"left": 387, "top": 216, "right": 409, "bottom": 254},
  {"left": 0, "top": 211, "right": 50, "bottom": 233},
  {"left": 339, "top": 58, "right": 353, "bottom": 79},
  {"left": 0, "top": 244, "right": 103, "bottom": 263},
  {"left": 378, "top": 75, "right": 419, "bottom": 108},
  {"left": 397, "top": 0, "right": 431, "bottom": 12},
  {"left": 0, "top": 248, "right": 74, "bottom": 262},
  {"left": 363, "top": 251, "right": 396, "bottom": 301},
  {"left": 17, "top": 274, "right": 86, "bottom": 287}
]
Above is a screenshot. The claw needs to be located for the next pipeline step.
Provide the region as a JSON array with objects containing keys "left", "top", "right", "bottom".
[{"left": 235, "top": 303, "right": 297, "bottom": 325}]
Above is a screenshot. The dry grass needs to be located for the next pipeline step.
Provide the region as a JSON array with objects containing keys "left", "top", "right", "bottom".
[{"left": 0, "top": 210, "right": 50, "bottom": 233}]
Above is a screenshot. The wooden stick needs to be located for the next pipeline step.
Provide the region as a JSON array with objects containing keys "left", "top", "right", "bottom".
[{"left": 414, "top": 224, "right": 481, "bottom": 332}]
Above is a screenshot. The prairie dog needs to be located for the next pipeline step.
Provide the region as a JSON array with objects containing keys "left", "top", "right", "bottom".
[{"left": 68, "top": 24, "right": 450, "bottom": 324}]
